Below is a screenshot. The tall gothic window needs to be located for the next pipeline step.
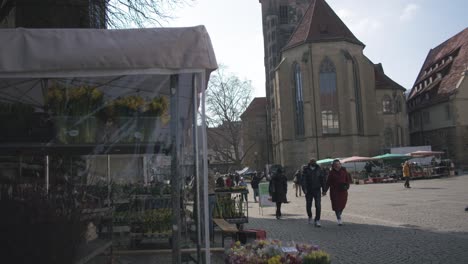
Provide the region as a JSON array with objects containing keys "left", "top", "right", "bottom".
[
  {"left": 382, "top": 95, "right": 393, "bottom": 113},
  {"left": 294, "top": 63, "right": 305, "bottom": 136},
  {"left": 384, "top": 127, "right": 394, "bottom": 147},
  {"left": 319, "top": 57, "right": 339, "bottom": 134},
  {"left": 395, "top": 96, "right": 402, "bottom": 113}
]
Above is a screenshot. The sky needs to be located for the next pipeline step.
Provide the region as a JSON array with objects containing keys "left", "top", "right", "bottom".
[{"left": 167, "top": 0, "right": 468, "bottom": 98}]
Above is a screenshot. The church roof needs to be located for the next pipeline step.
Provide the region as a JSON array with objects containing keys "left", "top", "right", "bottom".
[
  {"left": 241, "top": 97, "right": 267, "bottom": 119},
  {"left": 408, "top": 27, "right": 468, "bottom": 101},
  {"left": 283, "top": 0, "right": 364, "bottom": 51},
  {"left": 374, "top": 63, "right": 406, "bottom": 91}
]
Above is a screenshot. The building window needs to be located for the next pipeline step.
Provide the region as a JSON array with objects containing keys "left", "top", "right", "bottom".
[
  {"left": 319, "top": 57, "right": 339, "bottom": 134},
  {"left": 384, "top": 128, "right": 394, "bottom": 147},
  {"left": 395, "top": 96, "right": 402, "bottom": 113},
  {"left": 445, "top": 105, "right": 451, "bottom": 120},
  {"left": 293, "top": 63, "right": 305, "bottom": 136},
  {"left": 423, "top": 111, "right": 430, "bottom": 124},
  {"left": 396, "top": 126, "right": 403, "bottom": 146},
  {"left": 280, "top": 5, "right": 289, "bottom": 24},
  {"left": 382, "top": 95, "right": 393, "bottom": 113},
  {"left": 279, "top": 5, "right": 288, "bottom": 24}
]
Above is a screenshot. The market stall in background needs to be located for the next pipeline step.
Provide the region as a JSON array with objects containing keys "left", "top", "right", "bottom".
[{"left": 0, "top": 26, "right": 217, "bottom": 264}]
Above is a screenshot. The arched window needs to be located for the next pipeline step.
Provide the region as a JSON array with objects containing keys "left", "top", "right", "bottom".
[
  {"left": 395, "top": 96, "right": 402, "bottom": 113},
  {"left": 319, "top": 57, "right": 339, "bottom": 134},
  {"left": 384, "top": 127, "right": 394, "bottom": 147},
  {"left": 293, "top": 63, "right": 305, "bottom": 136},
  {"left": 382, "top": 95, "right": 393, "bottom": 114}
]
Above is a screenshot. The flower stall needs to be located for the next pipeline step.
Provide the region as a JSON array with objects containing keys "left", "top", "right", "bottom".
[
  {"left": 214, "top": 186, "right": 249, "bottom": 227},
  {"left": 0, "top": 26, "right": 217, "bottom": 264},
  {"left": 226, "top": 240, "right": 331, "bottom": 264}
]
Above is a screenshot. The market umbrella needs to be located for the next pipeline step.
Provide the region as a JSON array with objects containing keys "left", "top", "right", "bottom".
[
  {"left": 340, "top": 156, "right": 375, "bottom": 163},
  {"left": 317, "top": 158, "right": 334, "bottom": 165},
  {"left": 408, "top": 150, "right": 444, "bottom": 158},
  {"left": 373, "top": 153, "right": 413, "bottom": 169},
  {"left": 373, "top": 153, "right": 412, "bottom": 160},
  {"left": 340, "top": 156, "right": 376, "bottom": 179}
]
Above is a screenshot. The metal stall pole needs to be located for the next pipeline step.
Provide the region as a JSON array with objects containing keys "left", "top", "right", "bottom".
[
  {"left": 200, "top": 73, "right": 211, "bottom": 264},
  {"left": 45, "top": 155, "right": 49, "bottom": 193},
  {"left": 19, "top": 156, "right": 22, "bottom": 178},
  {"left": 170, "top": 75, "right": 182, "bottom": 264},
  {"left": 107, "top": 155, "right": 111, "bottom": 205},
  {"left": 193, "top": 75, "right": 202, "bottom": 263}
]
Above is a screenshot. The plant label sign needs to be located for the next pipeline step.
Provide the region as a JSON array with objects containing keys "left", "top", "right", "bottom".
[{"left": 258, "top": 182, "right": 274, "bottom": 207}]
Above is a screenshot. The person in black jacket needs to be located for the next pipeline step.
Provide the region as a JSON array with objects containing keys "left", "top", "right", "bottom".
[
  {"left": 269, "top": 165, "right": 288, "bottom": 219},
  {"left": 301, "top": 158, "right": 326, "bottom": 227}
]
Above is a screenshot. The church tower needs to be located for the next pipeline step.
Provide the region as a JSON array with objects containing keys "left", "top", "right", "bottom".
[{"left": 258, "top": 0, "right": 312, "bottom": 164}]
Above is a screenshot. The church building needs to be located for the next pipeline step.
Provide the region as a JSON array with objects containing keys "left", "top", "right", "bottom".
[{"left": 259, "top": 0, "right": 408, "bottom": 171}]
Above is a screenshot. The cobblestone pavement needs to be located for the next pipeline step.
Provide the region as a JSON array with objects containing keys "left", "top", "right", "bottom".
[{"left": 239, "top": 175, "right": 468, "bottom": 264}]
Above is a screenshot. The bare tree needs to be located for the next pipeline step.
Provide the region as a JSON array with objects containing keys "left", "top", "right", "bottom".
[
  {"left": 0, "top": 0, "right": 192, "bottom": 28},
  {"left": 206, "top": 65, "right": 254, "bottom": 168}
]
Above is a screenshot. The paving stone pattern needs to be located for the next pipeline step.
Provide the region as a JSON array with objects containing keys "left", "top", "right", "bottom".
[{"left": 239, "top": 175, "right": 468, "bottom": 264}]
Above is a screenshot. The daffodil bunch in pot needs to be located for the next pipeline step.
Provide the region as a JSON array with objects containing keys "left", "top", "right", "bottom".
[
  {"left": 139, "top": 96, "right": 169, "bottom": 142},
  {"left": 67, "top": 86, "right": 103, "bottom": 143},
  {"left": 107, "top": 96, "right": 146, "bottom": 143},
  {"left": 46, "top": 85, "right": 68, "bottom": 143}
]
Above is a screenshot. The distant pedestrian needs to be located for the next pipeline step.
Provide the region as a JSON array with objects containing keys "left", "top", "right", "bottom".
[
  {"left": 402, "top": 161, "right": 411, "bottom": 188},
  {"left": 293, "top": 170, "right": 303, "bottom": 197},
  {"left": 269, "top": 165, "right": 288, "bottom": 219},
  {"left": 239, "top": 177, "right": 248, "bottom": 202},
  {"left": 302, "top": 158, "right": 326, "bottom": 227},
  {"left": 234, "top": 173, "right": 240, "bottom": 186},
  {"left": 225, "top": 175, "right": 233, "bottom": 187},
  {"left": 324, "top": 159, "right": 352, "bottom": 226},
  {"left": 251, "top": 172, "right": 264, "bottom": 202},
  {"left": 216, "top": 176, "right": 225, "bottom": 188}
]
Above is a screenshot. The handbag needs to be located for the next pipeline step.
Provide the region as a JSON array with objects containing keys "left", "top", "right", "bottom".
[{"left": 341, "top": 183, "right": 350, "bottom": 191}]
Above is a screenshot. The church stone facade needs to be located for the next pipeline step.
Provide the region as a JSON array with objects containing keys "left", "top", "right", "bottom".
[{"left": 259, "top": 0, "right": 408, "bottom": 172}]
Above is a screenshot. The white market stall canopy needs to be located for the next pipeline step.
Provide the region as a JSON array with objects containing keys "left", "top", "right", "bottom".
[
  {"left": 0, "top": 26, "right": 218, "bottom": 263},
  {"left": 0, "top": 26, "right": 217, "bottom": 77}
]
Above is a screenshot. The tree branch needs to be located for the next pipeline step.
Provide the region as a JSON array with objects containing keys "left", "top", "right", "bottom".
[{"left": 0, "top": 0, "right": 15, "bottom": 23}]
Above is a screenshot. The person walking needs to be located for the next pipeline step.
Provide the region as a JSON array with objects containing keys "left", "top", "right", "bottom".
[
  {"left": 269, "top": 165, "right": 288, "bottom": 219},
  {"left": 293, "top": 170, "right": 303, "bottom": 197},
  {"left": 324, "top": 159, "right": 352, "bottom": 226},
  {"left": 402, "top": 161, "right": 411, "bottom": 188},
  {"left": 251, "top": 172, "right": 263, "bottom": 202},
  {"left": 301, "top": 158, "right": 326, "bottom": 227},
  {"left": 239, "top": 177, "right": 248, "bottom": 202}
]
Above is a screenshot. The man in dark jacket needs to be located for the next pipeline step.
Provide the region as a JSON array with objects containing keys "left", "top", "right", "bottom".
[{"left": 301, "top": 158, "right": 326, "bottom": 227}]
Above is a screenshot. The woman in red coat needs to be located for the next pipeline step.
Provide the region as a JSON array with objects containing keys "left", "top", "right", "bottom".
[{"left": 324, "top": 159, "right": 352, "bottom": 226}]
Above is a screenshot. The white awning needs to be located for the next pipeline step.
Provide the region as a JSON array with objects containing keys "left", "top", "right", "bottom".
[{"left": 0, "top": 26, "right": 217, "bottom": 78}]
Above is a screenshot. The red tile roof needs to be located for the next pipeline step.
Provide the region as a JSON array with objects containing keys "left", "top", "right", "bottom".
[
  {"left": 283, "top": 0, "right": 363, "bottom": 51},
  {"left": 408, "top": 27, "right": 468, "bottom": 100},
  {"left": 374, "top": 63, "right": 406, "bottom": 91},
  {"left": 241, "top": 97, "right": 267, "bottom": 119}
]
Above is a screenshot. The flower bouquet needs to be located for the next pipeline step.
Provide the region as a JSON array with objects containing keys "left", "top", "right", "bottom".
[
  {"left": 225, "top": 239, "right": 331, "bottom": 264},
  {"left": 46, "top": 85, "right": 103, "bottom": 143},
  {"left": 102, "top": 95, "right": 169, "bottom": 143}
]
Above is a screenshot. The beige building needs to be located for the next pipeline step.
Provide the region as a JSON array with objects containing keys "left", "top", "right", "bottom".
[
  {"left": 265, "top": 0, "right": 408, "bottom": 172},
  {"left": 241, "top": 97, "right": 269, "bottom": 171},
  {"left": 407, "top": 28, "right": 468, "bottom": 168}
]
